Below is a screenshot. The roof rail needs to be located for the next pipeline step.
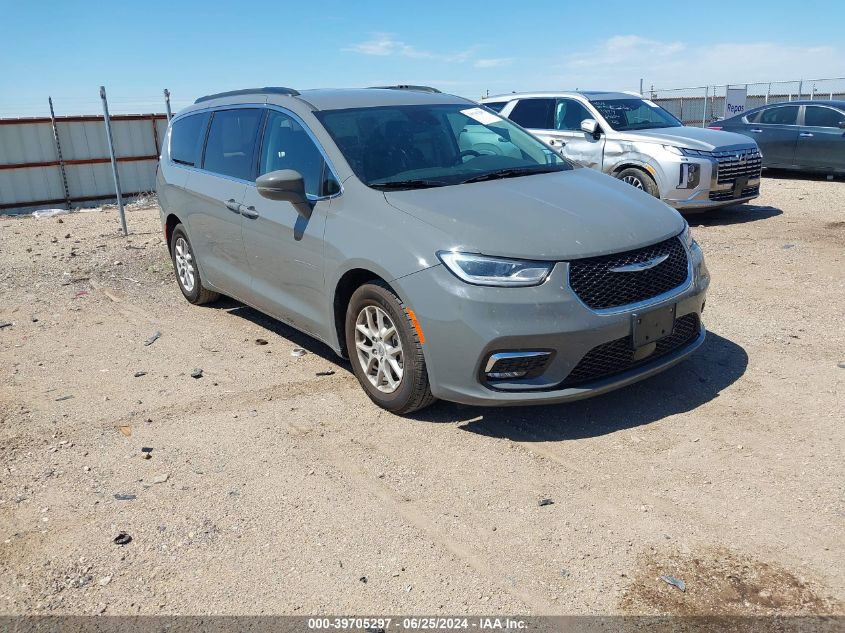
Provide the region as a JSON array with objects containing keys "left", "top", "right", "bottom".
[
  {"left": 194, "top": 87, "right": 300, "bottom": 104},
  {"left": 368, "top": 85, "right": 441, "bottom": 94}
]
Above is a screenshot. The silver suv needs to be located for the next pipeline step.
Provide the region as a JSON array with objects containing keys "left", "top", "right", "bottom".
[
  {"left": 157, "top": 86, "right": 710, "bottom": 414},
  {"left": 483, "top": 91, "right": 762, "bottom": 211}
]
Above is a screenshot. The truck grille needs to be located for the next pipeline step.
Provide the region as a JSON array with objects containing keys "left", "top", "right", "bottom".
[
  {"left": 567, "top": 236, "right": 689, "bottom": 310},
  {"left": 560, "top": 314, "right": 700, "bottom": 387},
  {"left": 713, "top": 147, "right": 762, "bottom": 184}
]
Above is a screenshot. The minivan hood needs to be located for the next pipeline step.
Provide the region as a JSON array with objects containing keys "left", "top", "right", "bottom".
[
  {"left": 617, "top": 125, "right": 755, "bottom": 151},
  {"left": 384, "top": 168, "right": 685, "bottom": 260}
]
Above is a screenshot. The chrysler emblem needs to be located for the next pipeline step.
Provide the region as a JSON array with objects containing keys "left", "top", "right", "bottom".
[{"left": 609, "top": 253, "right": 670, "bottom": 273}]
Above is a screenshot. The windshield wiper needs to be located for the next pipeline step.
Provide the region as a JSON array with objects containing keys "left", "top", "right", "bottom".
[
  {"left": 460, "top": 166, "right": 557, "bottom": 184},
  {"left": 371, "top": 179, "right": 450, "bottom": 190}
]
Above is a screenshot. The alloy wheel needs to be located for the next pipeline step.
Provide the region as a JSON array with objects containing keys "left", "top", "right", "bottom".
[
  {"left": 174, "top": 236, "right": 195, "bottom": 292},
  {"left": 354, "top": 305, "right": 404, "bottom": 393},
  {"left": 622, "top": 175, "right": 645, "bottom": 190}
]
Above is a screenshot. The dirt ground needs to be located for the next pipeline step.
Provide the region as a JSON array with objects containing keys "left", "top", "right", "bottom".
[{"left": 0, "top": 176, "right": 843, "bottom": 617}]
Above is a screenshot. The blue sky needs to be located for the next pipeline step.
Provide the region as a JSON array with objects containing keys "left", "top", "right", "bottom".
[{"left": 1, "top": 0, "right": 842, "bottom": 116}]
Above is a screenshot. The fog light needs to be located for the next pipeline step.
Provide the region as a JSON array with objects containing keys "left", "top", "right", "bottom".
[
  {"left": 484, "top": 351, "right": 552, "bottom": 381},
  {"left": 678, "top": 163, "right": 700, "bottom": 189},
  {"left": 487, "top": 370, "right": 528, "bottom": 379}
]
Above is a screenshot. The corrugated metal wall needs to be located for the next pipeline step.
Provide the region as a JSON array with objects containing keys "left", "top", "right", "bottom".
[{"left": 0, "top": 114, "right": 167, "bottom": 213}]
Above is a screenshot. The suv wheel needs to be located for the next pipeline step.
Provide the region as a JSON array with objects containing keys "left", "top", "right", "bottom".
[
  {"left": 169, "top": 224, "right": 219, "bottom": 305},
  {"left": 617, "top": 167, "right": 659, "bottom": 198},
  {"left": 345, "top": 281, "right": 435, "bottom": 414}
]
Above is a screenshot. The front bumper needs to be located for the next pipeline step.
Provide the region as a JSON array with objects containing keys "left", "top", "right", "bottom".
[
  {"left": 659, "top": 151, "right": 762, "bottom": 212},
  {"left": 396, "top": 245, "right": 710, "bottom": 407}
]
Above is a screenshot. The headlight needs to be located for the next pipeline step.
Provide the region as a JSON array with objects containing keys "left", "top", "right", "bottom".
[
  {"left": 681, "top": 222, "right": 695, "bottom": 248},
  {"left": 437, "top": 251, "right": 553, "bottom": 287}
]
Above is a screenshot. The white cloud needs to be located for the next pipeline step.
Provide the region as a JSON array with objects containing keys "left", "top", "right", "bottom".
[
  {"left": 557, "top": 35, "right": 841, "bottom": 91},
  {"left": 474, "top": 58, "right": 513, "bottom": 69},
  {"left": 344, "top": 33, "right": 476, "bottom": 63}
]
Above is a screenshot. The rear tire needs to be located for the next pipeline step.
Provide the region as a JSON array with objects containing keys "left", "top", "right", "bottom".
[
  {"left": 169, "top": 224, "right": 219, "bottom": 305},
  {"left": 345, "top": 281, "right": 435, "bottom": 414},
  {"left": 617, "top": 167, "right": 659, "bottom": 198}
]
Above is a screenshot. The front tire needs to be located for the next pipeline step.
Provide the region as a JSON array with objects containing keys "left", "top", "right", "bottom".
[
  {"left": 345, "top": 281, "right": 435, "bottom": 414},
  {"left": 617, "top": 167, "right": 659, "bottom": 198},
  {"left": 169, "top": 224, "right": 219, "bottom": 305}
]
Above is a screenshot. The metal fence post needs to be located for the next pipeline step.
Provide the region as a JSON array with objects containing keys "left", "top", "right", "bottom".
[
  {"left": 48, "top": 97, "right": 72, "bottom": 210},
  {"left": 797, "top": 79, "right": 803, "bottom": 100},
  {"left": 702, "top": 86, "right": 708, "bottom": 127},
  {"left": 99, "top": 86, "right": 128, "bottom": 236},
  {"left": 164, "top": 89, "right": 172, "bottom": 122},
  {"left": 765, "top": 83, "right": 770, "bottom": 104}
]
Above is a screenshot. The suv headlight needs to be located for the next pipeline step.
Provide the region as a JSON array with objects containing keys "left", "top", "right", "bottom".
[
  {"left": 681, "top": 222, "right": 694, "bottom": 248},
  {"left": 437, "top": 251, "right": 552, "bottom": 287}
]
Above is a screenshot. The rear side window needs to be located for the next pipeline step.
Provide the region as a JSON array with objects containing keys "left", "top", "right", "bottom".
[
  {"left": 757, "top": 105, "right": 799, "bottom": 125},
  {"left": 804, "top": 105, "right": 845, "bottom": 128},
  {"left": 202, "top": 109, "right": 264, "bottom": 180},
  {"left": 508, "top": 98, "right": 555, "bottom": 129},
  {"left": 483, "top": 101, "right": 509, "bottom": 113},
  {"left": 170, "top": 113, "right": 209, "bottom": 166}
]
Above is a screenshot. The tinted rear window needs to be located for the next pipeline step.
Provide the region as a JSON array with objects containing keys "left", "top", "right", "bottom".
[
  {"left": 483, "top": 101, "right": 509, "bottom": 113},
  {"left": 757, "top": 105, "right": 799, "bottom": 125},
  {"left": 170, "top": 113, "right": 209, "bottom": 166},
  {"left": 508, "top": 98, "right": 555, "bottom": 129},
  {"left": 202, "top": 109, "right": 264, "bottom": 180}
]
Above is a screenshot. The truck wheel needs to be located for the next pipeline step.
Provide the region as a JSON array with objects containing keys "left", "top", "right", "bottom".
[{"left": 617, "top": 167, "right": 659, "bottom": 198}]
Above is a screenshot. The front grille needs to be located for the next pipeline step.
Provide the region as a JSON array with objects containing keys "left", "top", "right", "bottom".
[
  {"left": 568, "top": 236, "right": 689, "bottom": 310},
  {"left": 713, "top": 147, "right": 762, "bottom": 184},
  {"left": 561, "top": 314, "right": 700, "bottom": 387},
  {"left": 709, "top": 185, "right": 760, "bottom": 201}
]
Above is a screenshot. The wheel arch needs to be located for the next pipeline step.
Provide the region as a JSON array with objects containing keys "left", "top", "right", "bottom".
[
  {"left": 611, "top": 161, "right": 664, "bottom": 193},
  {"left": 332, "top": 267, "right": 389, "bottom": 358},
  {"left": 164, "top": 213, "right": 182, "bottom": 245}
]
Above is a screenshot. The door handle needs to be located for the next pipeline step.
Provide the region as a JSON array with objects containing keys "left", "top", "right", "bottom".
[
  {"left": 225, "top": 199, "right": 242, "bottom": 213},
  {"left": 749, "top": 128, "right": 763, "bottom": 133},
  {"left": 240, "top": 205, "right": 259, "bottom": 219},
  {"left": 799, "top": 132, "right": 814, "bottom": 137}
]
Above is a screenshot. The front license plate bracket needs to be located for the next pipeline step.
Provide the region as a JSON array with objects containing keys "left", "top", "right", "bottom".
[
  {"left": 632, "top": 305, "right": 677, "bottom": 348},
  {"left": 732, "top": 176, "right": 749, "bottom": 198}
]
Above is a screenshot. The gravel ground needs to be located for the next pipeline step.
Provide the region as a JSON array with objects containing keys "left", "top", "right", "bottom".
[{"left": 0, "top": 176, "right": 843, "bottom": 616}]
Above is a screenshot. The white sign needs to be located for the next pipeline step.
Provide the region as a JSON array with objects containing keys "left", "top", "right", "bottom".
[
  {"left": 461, "top": 107, "right": 502, "bottom": 125},
  {"left": 724, "top": 87, "right": 747, "bottom": 118}
]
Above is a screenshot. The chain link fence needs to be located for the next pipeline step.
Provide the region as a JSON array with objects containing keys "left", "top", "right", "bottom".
[{"left": 649, "top": 77, "right": 845, "bottom": 127}]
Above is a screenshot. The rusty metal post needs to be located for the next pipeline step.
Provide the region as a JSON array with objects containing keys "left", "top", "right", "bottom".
[
  {"left": 48, "top": 97, "right": 72, "bottom": 210},
  {"left": 164, "top": 89, "right": 172, "bottom": 122},
  {"left": 99, "top": 86, "right": 127, "bottom": 236}
]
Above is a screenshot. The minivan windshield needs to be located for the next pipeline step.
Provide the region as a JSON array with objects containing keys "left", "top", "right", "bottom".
[
  {"left": 314, "top": 104, "right": 571, "bottom": 190},
  {"left": 588, "top": 98, "right": 683, "bottom": 131}
]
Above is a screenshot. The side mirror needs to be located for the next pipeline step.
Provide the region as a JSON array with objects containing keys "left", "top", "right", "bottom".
[
  {"left": 256, "top": 169, "right": 312, "bottom": 218},
  {"left": 838, "top": 121, "right": 845, "bottom": 129},
  {"left": 580, "top": 118, "right": 600, "bottom": 138}
]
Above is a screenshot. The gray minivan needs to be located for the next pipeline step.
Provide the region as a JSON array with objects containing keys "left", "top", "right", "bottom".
[{"left": 157, "top": 86, "right": 710, "bottom": 414}]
